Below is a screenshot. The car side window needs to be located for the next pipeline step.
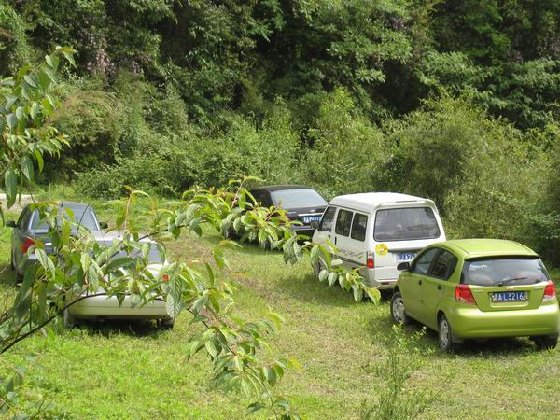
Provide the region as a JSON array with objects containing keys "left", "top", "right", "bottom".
[
  {"left": 350, "top": 213, "right": 368, "bottom": 242},
  {"left": 335, "top": 209, "right": 353, "bottom": 236},
  {"left": 251, "top": 190, "right": 271, "bottom": 207},
  {"left": 411, "top": 248, "right": 440, "bottom": 275},
  {"left": 318, "top": 206, "right": 337, "bottom": 232},
  {"left": 17, "top": 207, "right": 32, "bottom": 229},
  {"left": 429, "top": 250, "right": 457, "bottom": 280}
]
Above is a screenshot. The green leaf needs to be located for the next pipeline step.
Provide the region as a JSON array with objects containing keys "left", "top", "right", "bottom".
[
  {"left": 15, "top": 106, "right": 24, "bottom": 120},
  {"left": 204, "top": 340, "right": 218, "bottom": 358},
  {"left": 205, "top": 262, "right": 215, "bottom": 287},
  {"left": 165, "top": 294, "right": 182, "bottom": 318},
  {"left": 23, "top": 74, "right": 37, "bottom": 88},
  {"left": 37, "top": 70, "right": 51, "bottom": 90},
  {"left": 5, "top": 95, "right": 17, "bottom": 108},
  {"left": 35, "top": 248, "right": 55, "bottom": 279},
  {"left": 20, "top": 156, "right": 34, "bottom": 182},
  {"left": 5, "top": 169, "right": 18, "bottom": 208},
  {"left": 353, "top": 286, "right": 364, "bottom": 302},
  {"left": 80, "top": 253, "right": 92, "bottom": 272},
  {"left": 62, "top": 49, "right": 76, "bottom": 66},
  {"left": 6, "top": 113, "right": 16, "bottom": 129},
  {"left": 46, "top": 53, "right": 60, "bottom": 70},
  {"left": 105, "top": 257, "right": 134, "bottom": 272},
  {"left": 331, "top": 258, "right": 343, "bottom": 267},
  {"left": 247, "top": 402, "right": 266, "bottom": 414},
  {"left": 310, "top": 245, "right": 319, "bottom": 263},
  {"left": 30, "top": 102, "right": 40, "bottom": 119},
  {"left": 34, "top": 150, "right": 44, "bottom": 172},
  {"left": 328, "top": 272, "right": 338, "bottom": 286}
]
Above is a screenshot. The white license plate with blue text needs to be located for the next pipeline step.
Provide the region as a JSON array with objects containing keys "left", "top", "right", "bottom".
[
  {"left": 302, "top": 215, "right": 321, "bottom": 224},
  {"left": 397, "top": 252, "right": 416, "bottom": 262}
]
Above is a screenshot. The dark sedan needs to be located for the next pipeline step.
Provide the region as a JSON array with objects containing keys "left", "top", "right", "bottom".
[{"left": 250, "top": 185, "right": 327, "bottom": 237}]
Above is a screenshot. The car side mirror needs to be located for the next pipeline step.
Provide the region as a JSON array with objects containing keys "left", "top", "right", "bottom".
[
  {"left": 397, "top": 261, "right": 410, "bottom": 272},
  {"left": 99, "top": 221, "right": 108, "bottom": 229},
  {"left": 6, "top": 220, "right": 17, "bottom": 228}
]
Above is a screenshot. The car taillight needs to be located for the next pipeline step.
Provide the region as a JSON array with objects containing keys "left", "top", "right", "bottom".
[
  {"left": 543, "top": 281, "right": 556, "bottom": 301},
  {"left": 455, "top": 284, "right": 475, "bottom": 305},
  {"left": 367, "top": 252, "right": 374, "bottom": 269},
  {"left": 21, "top": 237, "right": 35, "bottom": 254}
]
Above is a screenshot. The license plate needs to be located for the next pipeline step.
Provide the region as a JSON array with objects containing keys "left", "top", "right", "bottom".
[
  {"left": 302, "top": 215, "right": 321, "bottom": 224},
  {"left": 491, "top": 291, "right": 527, "bottom": 302},
  {"left": 396, "top": 252, "right": 416, "bottom": 262}
]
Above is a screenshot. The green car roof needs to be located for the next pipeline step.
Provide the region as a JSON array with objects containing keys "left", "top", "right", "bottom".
[{"left": 441, "top": 239, "right": 538, "bottom": 259}]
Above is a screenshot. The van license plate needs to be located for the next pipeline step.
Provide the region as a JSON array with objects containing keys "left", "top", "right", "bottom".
[
  {"left": 397, "top": 252, "right": 416, "bottom": 262},
  {"left": 491, "top": 291, "right": 527, "bottom": 302},
  {"left": 302, "top": 215, "right": 321, "bottom": 224}
]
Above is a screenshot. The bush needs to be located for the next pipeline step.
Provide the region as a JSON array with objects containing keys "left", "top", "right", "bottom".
[
  {"left": 0, "top": 5, "right": 31, "bottom": 75},
  {"left": 383, "top": 97, "right": 548, "bottom": 242}
]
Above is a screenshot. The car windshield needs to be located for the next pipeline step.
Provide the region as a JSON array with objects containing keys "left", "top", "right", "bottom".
[
  {"left": 374, "top": 207, "right": 440, "bottom": 241},
  {"left": 463, "top": 258, "right": 550, "bottom": 286},
  {"left": 32, "top": 207, "right": 99, "bottom": 232},
  {"left": 270, "top": 189, "right": 326, "bottom": 209}
]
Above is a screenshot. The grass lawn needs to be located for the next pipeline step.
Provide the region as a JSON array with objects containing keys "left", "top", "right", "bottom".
[{"left": 1, "top": 221, "right": 559, "bottom": 418}]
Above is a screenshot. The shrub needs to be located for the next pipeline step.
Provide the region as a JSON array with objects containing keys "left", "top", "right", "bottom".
[
  {"left": 0, "top": 5, "right": 30, "bottom": 75},
  {"left": 383, "top": 97, "right": 548, "bottom": 242}
]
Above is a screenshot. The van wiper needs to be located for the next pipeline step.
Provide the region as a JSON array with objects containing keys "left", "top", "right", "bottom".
[{"left": 497, "top": 276, "right": 527, "bottom": 286}]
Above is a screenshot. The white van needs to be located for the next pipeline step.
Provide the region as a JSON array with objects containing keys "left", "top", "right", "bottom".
[{"left": 312, "top": 192, "right": 446, "bottom": 289}]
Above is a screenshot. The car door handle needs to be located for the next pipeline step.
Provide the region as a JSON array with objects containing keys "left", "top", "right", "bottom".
[{"left": 418, "top": 280, "right": 422, "bottom": 285}]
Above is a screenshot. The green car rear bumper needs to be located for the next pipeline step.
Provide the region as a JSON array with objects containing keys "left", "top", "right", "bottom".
[{"left": 446, "top": 302, "right": 560, "bottom": 339}]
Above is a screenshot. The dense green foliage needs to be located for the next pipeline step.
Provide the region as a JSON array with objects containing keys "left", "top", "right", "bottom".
[{"left": 1, "top": 1, "right": 560, "bottom": 261}]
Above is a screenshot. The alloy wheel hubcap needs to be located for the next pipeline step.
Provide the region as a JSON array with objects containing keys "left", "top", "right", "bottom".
[
  {"left": 393, "top": 298, "right": 405, "bottom": 322},
  {"left": 440, "top": 319, "right": 449, "bottom": 347}
]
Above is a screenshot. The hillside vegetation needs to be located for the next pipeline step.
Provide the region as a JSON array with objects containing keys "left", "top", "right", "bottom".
[{"left": 2, "top": 1, "right": 560, "bottom": 262}]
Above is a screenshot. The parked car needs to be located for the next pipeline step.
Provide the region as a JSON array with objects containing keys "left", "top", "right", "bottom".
[
  {"left": 312, "top": 192, "right": 445, "bottom": 289},
  {"left": 391, "top": 239, "right": 560, "bottom": 352},
  {"left": 7, "top": 201, "right": 108, "bottom": 278},
  {"left": 249, "top": 185, "right": 327, "bottom": 237},
  {"left": 65, "top": 236, "right": 174, "bottom": 329}
]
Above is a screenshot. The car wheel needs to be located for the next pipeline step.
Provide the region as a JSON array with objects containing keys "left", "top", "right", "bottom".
[
  {"left": 390, "top": 291, "right": 409, "bottom": 325},
  {"left": 438, "top": 314, "right": 459, "bottom": 353},
  {"left": 531, "top": 335, "right": 558, "bottom": 350},
  {"left": 158, "top": 317, "right": 175, "bottom": 330}
]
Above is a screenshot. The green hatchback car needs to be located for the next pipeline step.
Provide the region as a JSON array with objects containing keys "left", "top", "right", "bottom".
[{"left": 391, "top": 239, "right": 560, "bottom": 352}]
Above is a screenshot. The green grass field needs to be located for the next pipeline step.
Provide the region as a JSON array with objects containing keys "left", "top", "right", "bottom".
[{"left": 1, "top": 221, "right": 559, "bottom": 418}]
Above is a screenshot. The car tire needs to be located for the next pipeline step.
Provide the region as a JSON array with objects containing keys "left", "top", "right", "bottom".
[
  {"left": 158, "top": 317, "right": 175, "bottom": 330},
  {"left": 531, "top": 335, "right": 558, "bottom": 350},
  {"left": 390, "top": 291, "right": 409, "bottom": 325},
  {"left": 438, "top": 314, "right": 459, "bottom": 353}
]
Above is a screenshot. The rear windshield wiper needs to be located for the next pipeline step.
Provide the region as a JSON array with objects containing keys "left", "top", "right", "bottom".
[{"left": 497, "top": 276, "right": 527, "bottom": 286}]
